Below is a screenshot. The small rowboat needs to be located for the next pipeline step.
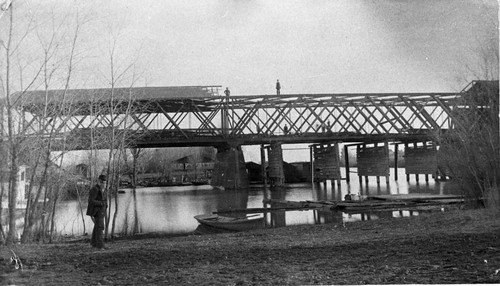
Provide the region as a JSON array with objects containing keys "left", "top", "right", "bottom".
[{"left": 194, "top": 214, "right": 265, "bottom": 231}]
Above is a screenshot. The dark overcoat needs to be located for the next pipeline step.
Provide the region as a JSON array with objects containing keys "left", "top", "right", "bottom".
[{"left": 86, "top": 184, "right": 106, "bottom": 217}]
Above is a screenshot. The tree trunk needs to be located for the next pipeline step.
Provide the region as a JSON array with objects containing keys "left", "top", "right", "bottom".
[{"left": 5, "top": 2, "right": 18, "bottom": 246}]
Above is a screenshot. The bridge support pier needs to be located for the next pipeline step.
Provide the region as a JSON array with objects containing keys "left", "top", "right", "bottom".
[
  {"left": 267, "top": 143, "right": 285, "bottom": 189},
  {"left": 356, "top": 142, "right": 390, "bottom": 185},
  {"left": 404, "top": 141, "right": 438, "bottom": 182},
  {"left": 211, "top": 143, "right": 249, "bottom": 190},
  {"left": 311, "top": 143, "right": 342, "bottom": 188}
]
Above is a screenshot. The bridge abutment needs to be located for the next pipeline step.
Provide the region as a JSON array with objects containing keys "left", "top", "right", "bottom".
[{"left": 211, "top": 144, "right": 249, "bottom": 190}]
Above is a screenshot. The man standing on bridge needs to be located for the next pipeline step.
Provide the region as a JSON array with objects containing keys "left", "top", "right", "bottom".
[
  {"left": 224, "top": 87, "right": 230, "bottom": 97},
  {"left": 276, "top": 80, "right": 281, "bottom": 95}
]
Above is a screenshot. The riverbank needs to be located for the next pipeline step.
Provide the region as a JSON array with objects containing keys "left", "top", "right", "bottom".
[{"left": 1, "top": 208, "right": 499, "bottom": 285}]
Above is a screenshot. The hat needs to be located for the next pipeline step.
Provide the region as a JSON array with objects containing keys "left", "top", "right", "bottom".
[{"left": 98, "top": 175, "right": 107, "bottom": 182}]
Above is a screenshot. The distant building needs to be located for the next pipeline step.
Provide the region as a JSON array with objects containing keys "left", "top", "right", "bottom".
[
  {"left": 289, "top": 162, "right": 311, "bottom": 182},
  {"left": 245, "top": 162, "right": 263, "bottom": 183},
  {"left": 0, "top": 165, "right": 28, "bottom": 209},
  {"left": 169, "top": 155, "right": 214, "bottom": 183}
]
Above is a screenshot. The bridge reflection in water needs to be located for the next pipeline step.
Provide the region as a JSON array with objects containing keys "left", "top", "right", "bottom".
[{"left": 54, "top": 168, "right": 458, "bottom": 237}]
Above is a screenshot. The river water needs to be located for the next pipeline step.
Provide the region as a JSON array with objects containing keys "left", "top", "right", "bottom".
[{"left": 55, "top": 168, "right": 459, "bottom": 237}]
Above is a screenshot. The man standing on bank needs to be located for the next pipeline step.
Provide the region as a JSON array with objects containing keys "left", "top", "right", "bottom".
[
  {"left": 86, "top": 174, "right": 108, "bottom": 249},
  {"left": 276, "top": 79, "right": 281, "bottom": 95}
]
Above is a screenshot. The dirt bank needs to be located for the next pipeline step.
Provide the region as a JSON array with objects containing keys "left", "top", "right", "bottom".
[{"left": 1, "top": 208, "right": 499, "bottom": 285}]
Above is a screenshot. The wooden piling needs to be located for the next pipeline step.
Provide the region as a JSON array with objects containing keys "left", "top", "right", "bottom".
[
  {"left": 260, "top": 144, "right": 267, "bottom": 188},
  {"left": 385, "top": 141, "right": 390, "bottom": 184},
  {"left": 357, "top": 145, "right": 362, "bottom": 184},
  {"left": 394, "top": 144, "right": 399, "bottom": 181},
  {"left": 433, "top": 143, "right": 438, "bottom": 181},
  {"left": 344, "top": 145, "right": 350, "bottom": 183},
  {"left": 405, "top": 143, "right": 410, "bottom": 181},
  {"left": 423, "top": 142, "right": 429, "bottom": 182},
  {"left": 414, "top": 143, "right": 419, "bottom": 184},
  {"left": 310, "top": 145, "right": 314, "bottom": 185}
]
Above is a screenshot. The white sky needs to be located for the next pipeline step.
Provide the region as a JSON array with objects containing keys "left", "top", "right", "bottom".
[
  {"left": 113, "top": 0, "right": 498, "bottom": 94},
  {"left": 5, "top": 0, "right": 499, "bottom": 163},
  {"left": 11, "top": 0, "right": 498, "bottom": 95}
]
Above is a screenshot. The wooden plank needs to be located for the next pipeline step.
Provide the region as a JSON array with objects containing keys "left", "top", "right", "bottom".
[
  {"left": 334, "top": 199, "right": 464, "bottom": 212},
  {"left": 368, "top": 193, "right": 464, "bottom": 201},
  {"left": 263, "top": 197, "right": 465, "bottom": 213},
  {"left": 335, "top": 202, "right": 410, "bottom": 210},
  {"left": 342, "top": 204, "right": 463, "bottom": 214}
]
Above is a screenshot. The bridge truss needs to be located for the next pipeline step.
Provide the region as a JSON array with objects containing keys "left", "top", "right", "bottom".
[{"left": 8, "top": 85, "right": 470, "bottom": 149}]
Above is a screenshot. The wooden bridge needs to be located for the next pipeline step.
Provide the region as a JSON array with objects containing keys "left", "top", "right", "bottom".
[
  {"left": 6, "top": 80, "right": 497, "bottom": 189},
  {"left": 11, "top": 85, "right": 467, "bottom": 149}
]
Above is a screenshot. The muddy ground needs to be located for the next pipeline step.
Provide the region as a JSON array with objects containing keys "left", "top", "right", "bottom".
[{"left": 1, "top": 208, "right": 499, "bottom": 285}]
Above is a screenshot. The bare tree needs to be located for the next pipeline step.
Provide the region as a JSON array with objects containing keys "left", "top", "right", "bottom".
[
  {"left": 105, "top": 44, "right": 142, "bottom": 239},
  {"left": 440, "top": 37, "right": 499, "bottom": 207},
  {"left": 0, "top": 2, "right": 90, "bottom": 244},
  {"left": 78, "top": 23, "right": 146, "bottom": 240},
  {"left": 0, "top": 2, "right": 30, "bottom": 245}
]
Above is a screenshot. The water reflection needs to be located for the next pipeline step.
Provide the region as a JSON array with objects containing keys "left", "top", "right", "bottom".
[{"left": 54, "top": 168, "right": 459, "bottom": 236}]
